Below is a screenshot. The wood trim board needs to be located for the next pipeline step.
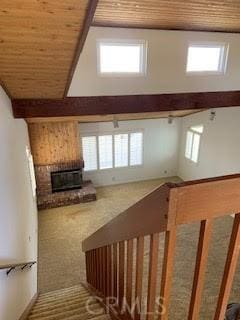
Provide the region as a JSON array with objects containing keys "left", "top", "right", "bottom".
[
  {"left": 64, "top": 0, "right": 99, "bottom": 97},
  {"left": 18, "top": 293, "right": 38, "bottom": 320}
]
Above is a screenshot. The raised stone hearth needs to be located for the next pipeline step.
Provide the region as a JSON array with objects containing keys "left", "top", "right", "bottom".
[
  {"left": 35, "top": 160, "right": 96, "bottom": 210},
  {"left": 37, "top": 180, "right": 96, "bottom": 210}
]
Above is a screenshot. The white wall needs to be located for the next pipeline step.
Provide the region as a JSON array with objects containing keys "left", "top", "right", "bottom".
[
  {"left": 69, "top": 27, "right": 240, "bottom": 96},
  {"left": 0, "top": 86, "right": 38, "bottom": 320},
  {"left": 178, "top": 107, "right": 240, "bottom": 181},
  {"left": 80, "top": 118, "right": 181, "bottom": 186},
  {"left": 82, "top": 107, "right": 240, "bottom": 186}
]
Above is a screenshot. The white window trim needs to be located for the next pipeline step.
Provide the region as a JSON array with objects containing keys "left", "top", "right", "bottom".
[
  {"left": 96, "top": 39, "right": 148, "bottom": 77},
  {"left": 186, "top": 41, "right": 229, "bottom": 75},
  {"left": 185, "top": 125, "right": 203, "bottom": 164},
  {"left": 81, "top": 130, "right": 144, "bottom": 172}
]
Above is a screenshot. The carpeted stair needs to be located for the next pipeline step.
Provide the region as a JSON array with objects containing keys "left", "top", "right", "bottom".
[{"left": 28, "top": 284, "right": 110, "bottom": 320}]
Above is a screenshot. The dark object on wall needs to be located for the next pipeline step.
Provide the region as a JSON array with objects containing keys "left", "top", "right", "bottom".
[
  {"left": 51, "top": 168, "right": 83, "bottom": 193},
  {"left": 225, "top": 303, "right": 240, "bottom": 320}
]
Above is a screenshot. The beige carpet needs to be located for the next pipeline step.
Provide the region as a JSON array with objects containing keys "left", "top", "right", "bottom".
[
  {"left": 38, "top": 177, "right": 181, "bottom": 293},
  {"left": 28, "top": 284, "right": 109, "bottom": 320},
  {"left": 38, "top": 177, "right": 240, "bottom": 319}
]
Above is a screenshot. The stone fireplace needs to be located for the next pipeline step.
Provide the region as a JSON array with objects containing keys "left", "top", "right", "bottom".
[
  {"left": 28, "top": 121, "right": 96, "bottom": 210},
  {"left": 35, "top": 160, "right": 96, "bottom": 210}
]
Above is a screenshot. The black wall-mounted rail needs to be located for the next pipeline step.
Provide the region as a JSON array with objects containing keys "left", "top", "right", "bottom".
[{"left": 0, "top": 261, "right": 36, "bottom": 276}]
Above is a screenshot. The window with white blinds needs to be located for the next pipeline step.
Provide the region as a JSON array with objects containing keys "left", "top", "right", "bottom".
[
  {"left": 99, "top": 135, "right": 113, "bottom": 169},
  {"left": 130, "top": 132, "right": 143, "bottom": 166},
  {"left": 82, "top": 131, "right": 143, "bottom": 171},
  {"left": 82, "top": 136, "right": 98, "bottom": 171},
  {"left": 114, "top": 134, "right": 128, "bottom": 167}
]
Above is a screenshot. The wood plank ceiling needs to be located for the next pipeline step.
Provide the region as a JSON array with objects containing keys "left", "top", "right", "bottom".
[
  {"left": 0, "top": 0, "right": 93, "bottom": 99},
  {"left": 93, "top": 0, "right": 240, "bottom": 32},
  {"left": 2, "top": 0, "right": 240, "bottom": 101}
]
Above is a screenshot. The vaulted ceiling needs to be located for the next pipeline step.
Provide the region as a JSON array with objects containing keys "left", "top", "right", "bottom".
[{"left": 2, "top": 0, "right": 240, "bottom": 100}]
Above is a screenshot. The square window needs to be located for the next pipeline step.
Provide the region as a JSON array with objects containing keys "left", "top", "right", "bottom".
[
  {"left": 97, "top": 40, "right": 147, "bottom": 75},
  {"left": 186, "top": 43, "right": 228, "bottom": 73}
]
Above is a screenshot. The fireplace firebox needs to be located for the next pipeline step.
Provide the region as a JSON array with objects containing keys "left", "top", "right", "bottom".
[{"left": 51, "top": 168, "right": 83, "bottom": 193}]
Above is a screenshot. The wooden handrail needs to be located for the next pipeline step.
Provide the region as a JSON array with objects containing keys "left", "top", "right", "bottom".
[
  {"left": 167, "top": 173, "right": 240, "bottom": 225},
  {"left": 0, "top": 261, "right": 36, "bottom": 275},
  {"left": 0, "top": 261, "right": 36, "bottom": 270},
  {"left": 82, "top": 183, "right": 170, "bottom": 252},
  {"left": 82, "top": 173, "right": 240, "bottom": 252},
  {"left": 82, "top": 173, "right": 240, "bottom": 320}
]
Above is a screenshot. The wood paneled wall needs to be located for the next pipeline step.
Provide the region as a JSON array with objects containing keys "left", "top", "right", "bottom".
[{"left": 28, "top": 121, "right": 81, "bottom": 165}]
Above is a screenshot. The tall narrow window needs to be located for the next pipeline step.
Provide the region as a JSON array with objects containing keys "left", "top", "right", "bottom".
[
  {"left": 186, "top": 43, "right": 228, "bottom": 73},
  {"left": 82, "top": 136, "right": 97, "bottom": 171},
  {"left": 98, "top": 135, "right": 113, "bottom": 169},
  {"left": 26, "top": 146, "right": 36, "bottom": 197},
  {"left": 191, "top": 133, "right": 201, "bottom": 163},
  {"left": 185, "top": 131, "right": 193, "bottom": 159},
  {"left": 185, "top": 125, "right": 203, "bottom": 163},
  {"left": 114, "top": 134, "right": 128, "bottom": 167},
  {"left": 98, "top": 40, "right": 147, "bottom": 75},
  {"left": 130, "top": 132, "right": 143, "bottom": 166}
]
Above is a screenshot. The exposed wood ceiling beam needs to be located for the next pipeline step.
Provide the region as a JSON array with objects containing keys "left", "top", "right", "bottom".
[
  {"left": 92, "top": 23, "right": 240, "bottom": 34},
  {"left": 64, "top": 0, "right": 99, "bottom": 97},
  {"left": 12, "top": 91, "right": 240, "bottom": 119}
]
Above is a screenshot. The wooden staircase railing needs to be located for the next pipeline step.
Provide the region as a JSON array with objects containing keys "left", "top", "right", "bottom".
[{"left": 82, "top": 174, "right": 240, "bottom": 320}]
